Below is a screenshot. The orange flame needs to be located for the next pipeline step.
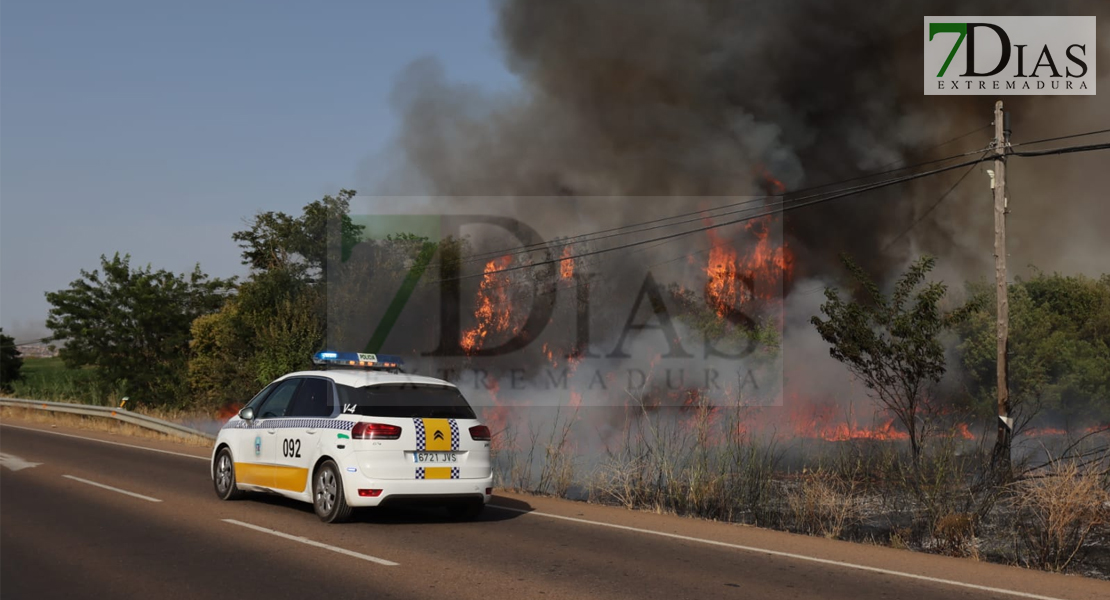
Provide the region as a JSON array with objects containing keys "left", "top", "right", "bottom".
[
  {"left": 951, "top": 422, "right": 974, "bottom": 440},
  {"left": 705, "top": 229, "right": 743, "bottom": 318},
  {"left": 697, "top": 166, "right": 795, "bottom": 320},
  {"left": 216, "top": 403, "right": 242, "bottom": 422},
  {"left": 704, "top": 218, "right": 793, "bottom": 318},
  {"left": 461, "top": 256, "right": 514, "bottom": 354},
  {"left": 757, "top": 164, "right": 787, "bottom": 195},
  {"left": 559, "top": 246, "right": 575, "bottom": 280},
  {"left": 543, "top": 340, "right": 584, "bottom": 410},
  {"left": 789, "top": 402, "right": 910, "bottom": 442},
  {"left": 1024, "top": 427, "right": 1068, "bottom": 437}
]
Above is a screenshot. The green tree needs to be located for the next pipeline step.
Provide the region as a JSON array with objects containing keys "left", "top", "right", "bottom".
[
  {"left": 189, "top": 268, "right": 323, "bottom": 408},
  {"left": 955, "top": 272, "right": 1110, "bottom": 429},
  {"left": 811, "top": 255, "right": 967, "bottom": 463},
  {"left": 189, "top": 301, "right": 258, "bottom": 409},
  {"left": 0, "top": 329, "right": 24, "bottom": 392},
  {"left": 190, "top": 191, "right": 365, "bottom": 407},
  {"left": 45, "top": 254, "right": 234, "bottom": 406},
  {"left": 231, "top": 189, "right": 364, "bottom": 278}
]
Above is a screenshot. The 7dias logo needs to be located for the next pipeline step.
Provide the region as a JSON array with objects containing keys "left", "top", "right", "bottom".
[{"left": 924, "top": 16, "right": 1095, "bottom": 95}]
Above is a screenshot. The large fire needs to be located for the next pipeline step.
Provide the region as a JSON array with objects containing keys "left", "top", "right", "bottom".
[
  {"left": 705, "top": 230, "right": 745, "bottom": 318},
  {"left": 449, "top": 164, "right": 1101, "bottom": 455},
  {"left": 701, "top": 167, "right": 794, "bottom": 319},
  {"left": 704, "top": 219, "right": 794, "bottom": 318},
  {"left": 461, "top": 255, "right": 515, "bottom": 354}
]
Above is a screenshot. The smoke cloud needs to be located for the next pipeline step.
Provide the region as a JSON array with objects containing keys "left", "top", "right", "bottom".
[
  {"left": 371, "top": 0, "right": 1109, "bottom": 283},
  {"left": 348, "top": 1, "right": 1110, "bottom": 445}
]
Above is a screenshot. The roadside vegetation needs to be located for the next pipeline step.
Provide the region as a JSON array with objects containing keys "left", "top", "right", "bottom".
[
  {"left": 492, "top": 399, "right": 1109, "bottom": 576},
  {"left": 491, "top": 259, "right": 1110, "bottom": 577},
  {"left": 0, "top": 328, "right": 24, "bottom": 391},
  {"left": 7, "top": 193, "right": 1108, "bottom": 576},
  {"left": 0, "top": 405, "right": 211, "bottom": 447},
  {"left": 6, "top": 356, "right": 102, "bottom": 403}
]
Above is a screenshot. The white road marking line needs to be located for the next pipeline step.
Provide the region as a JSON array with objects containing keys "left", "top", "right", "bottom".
[
  {"left": 221, "top": 519, "right": 399, "bottom": 566},
  {"left": 62, "top": 474, "right": 162, "bottom": 503},
  {"left": 0, "top": 452, "right": 42, "bottom": 471},
  {"left": 1, "top": 423, "right": 209, "bottom": 461},
  {"left": 489, "top": 505, "right": 1068, "bottom": 600}
]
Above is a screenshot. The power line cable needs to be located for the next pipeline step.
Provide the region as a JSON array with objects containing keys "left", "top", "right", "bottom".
[
  {"left": 427, "top": 155, "right": 994, "bottom": 285},
  {"left": 677, "top": 138, "right": 1108, "bottom": 298},
  {"left": 435, "top": 127, "right": 995, "bottom": 268},
  {"left": 428, "top": 145, "right": 1000, "bottom": 281},
  {"left": 729, "top": 151, "right": 987, "bottom": 300},
  {"left": 461, "top": 154, "right": 996, "bottom": 301},
  {"left": 881, "top": 150, "right": 991, "bottom": 252},
  {"left": 1010, "top": 141, "right": 1110, "bottom": 157},
  {"left": 411, "top": 125, "right": 1105, "bottom": 276},
  {"left": 1009, "top": 127, "right": 1110, "bottom": 149},
  {"left": 433, "top": 138, "right": 1110, "bottom": 289}
]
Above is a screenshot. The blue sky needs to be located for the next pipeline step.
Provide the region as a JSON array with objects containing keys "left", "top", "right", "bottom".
[{"left": 1, "top": 0, "right": 517, "bottom": 340}]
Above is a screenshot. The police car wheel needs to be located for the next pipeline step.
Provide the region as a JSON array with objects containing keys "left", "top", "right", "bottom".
[
  {"left": 213, "top": 448, "right": 244, "bottom": 500},
  {"left": 313, "top": 460, "right": 353, "bottom": 523},
  {"left": 446, "top": 499, "right": 484, "bottom": 521}
]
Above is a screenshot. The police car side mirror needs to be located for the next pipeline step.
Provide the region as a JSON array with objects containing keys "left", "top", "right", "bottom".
[{"left": 238, "top": 407, "right": 255, "bottom": 421}]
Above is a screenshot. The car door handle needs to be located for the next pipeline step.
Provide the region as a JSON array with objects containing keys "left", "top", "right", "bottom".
[
  {"left": 267, "top": 429, "right": 277, "bottom": 434},
  {"left": 306, "top": 429, "right": 317, "bottom": 434}
]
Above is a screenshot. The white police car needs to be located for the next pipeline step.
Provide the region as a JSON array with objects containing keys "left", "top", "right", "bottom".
[{"left": 211, "top": 352, "right": 493, "bottom": 523}]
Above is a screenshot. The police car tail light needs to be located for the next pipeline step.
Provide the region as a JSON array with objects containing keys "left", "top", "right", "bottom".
[
  {"left": 351, "top": 422, "right": 402, "bottom": 440},
  {"left": 469, "top": 425, "right": 491, "bottom": 441}
]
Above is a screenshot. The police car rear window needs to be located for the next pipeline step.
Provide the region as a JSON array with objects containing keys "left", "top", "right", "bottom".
[{"left": 334, "top": 383, "right": 476, "bottom": 419}]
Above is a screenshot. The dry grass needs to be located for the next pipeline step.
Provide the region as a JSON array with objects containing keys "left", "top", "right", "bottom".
[
  {"left": 496, "top": 408, "right": 1110, "bottom": 575},
  {"left": 458, "top": 382, "right": 1110, "bottom": 576},
  {"left": 1010, "top": 460, "right": 1110, "bottom": 572},
  {"left": 588, "top": 394, "right": 782, "bottom": 524},
  {"left": 785, "top": 468, "right": 861, "bottom": 538},
  {"left": 933, "top": 512, "right": 978, "bottom": 558},
  {"left": 537, "top": 406, "right": 578, "bottom": 497},
  {"left": 0, "top": 406, "right": 212, "bottom": 447}
]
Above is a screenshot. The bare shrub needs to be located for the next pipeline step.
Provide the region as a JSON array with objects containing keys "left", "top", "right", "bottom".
[
  {"left": 589, "top": 396, "right": 689, "bottom": 513},
  {"left": 934, "top": 512, "right": 977, "bottom": 558},
  {"left": 892, "top": 433, "right": 1005, "bottom": 550},
  {"left": 889, "top": 527, "right": 912, "bottom": 550},
  {"left": 536, "top": 406, "right": 578, "bottom": 497},
  {"left": 785, "top": 468, "right": 860, "bottom": 538},
  {"left": 1010, "top": 460, "right": 1110, "bottom": 572},
  {"left": 489, "top": 417, "right": 542, "bottom": 492},
  {"left": 510, "top": 423, "right": 542, "bottom": 492}
]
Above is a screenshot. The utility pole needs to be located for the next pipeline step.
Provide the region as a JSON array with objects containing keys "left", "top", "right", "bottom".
[{"left": 991, "top": 100, "right": 1012, "bottom": 475}]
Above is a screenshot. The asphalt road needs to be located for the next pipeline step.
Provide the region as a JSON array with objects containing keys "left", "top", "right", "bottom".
[{"left": 2, "top": 420, "right": 1108, "bottom": 600}]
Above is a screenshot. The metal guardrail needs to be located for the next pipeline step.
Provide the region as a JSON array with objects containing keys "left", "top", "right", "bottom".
[{"left": 0, "top": 397, "right": 216, "bottom": 441}]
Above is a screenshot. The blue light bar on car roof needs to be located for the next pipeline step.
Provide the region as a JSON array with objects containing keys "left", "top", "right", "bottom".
[{"left": 312, "top": 351, "right": 405, "bottom": 370}]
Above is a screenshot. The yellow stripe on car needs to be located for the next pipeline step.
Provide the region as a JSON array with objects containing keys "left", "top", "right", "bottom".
[
  {"left": 235, "top": 463, "right": 309, "bottom": 492},
  {"left": 422, "top": 467, "right": 452, "bottom": 479}
]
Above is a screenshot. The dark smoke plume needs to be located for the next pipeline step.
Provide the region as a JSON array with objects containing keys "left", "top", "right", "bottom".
[
  {"left": 343, "top": 1, "right": 1110, "bottom": 458},
  {"left": 371, "top": 0, "right": 1110, "bottom": 283}
]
